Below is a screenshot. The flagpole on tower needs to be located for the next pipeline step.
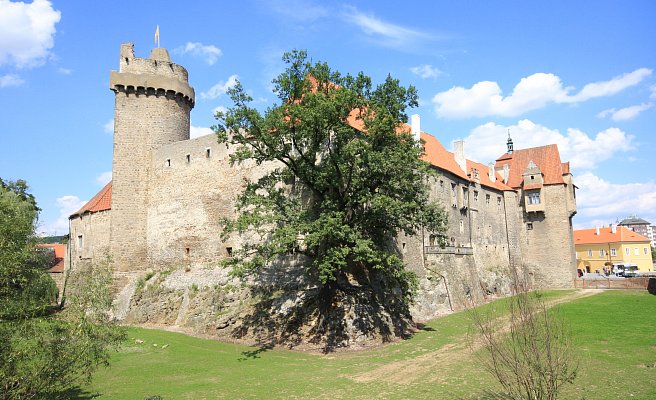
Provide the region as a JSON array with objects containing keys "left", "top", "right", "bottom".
[{"left": 155, "top": 25, "right": 160, "bottom": 48}]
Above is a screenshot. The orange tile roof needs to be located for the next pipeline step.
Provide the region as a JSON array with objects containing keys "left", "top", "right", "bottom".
[
  {"left": 419, "top": 132, "right": 512, "bottom": 191},
  {"left": 465, "top": 159, "right": 512, "bottom": 191},
  {"left": 574, "top": 226, "right": 650, "bottom": 245},
  {"left": 495, "top": 144, "right": 566, "bottom": 189},
  {"left": 71, "top": 181, "right": 112, "bottom": 217}
]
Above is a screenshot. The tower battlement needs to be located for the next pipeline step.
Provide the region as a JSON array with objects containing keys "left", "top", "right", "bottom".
[{"left": 110, "top": 43, "right": 195, "bottom": 108}]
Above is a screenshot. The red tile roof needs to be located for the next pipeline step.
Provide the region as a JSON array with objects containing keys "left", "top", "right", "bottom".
[
  {"left": 574, "top": 226, "right": 650, "bottom": 245},
  {"left": 71, "top": 181, "right": 112, "bottom": 217},
  {"left": 495, "top": 144, "right": 567, "bottom": 189}
]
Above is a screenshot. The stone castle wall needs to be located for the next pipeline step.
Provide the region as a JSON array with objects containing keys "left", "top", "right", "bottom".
[{"left": 147, "top": 134, "right": 273, "bottom": 268}]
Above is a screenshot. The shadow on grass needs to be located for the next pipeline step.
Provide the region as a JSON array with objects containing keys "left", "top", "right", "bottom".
[
  {"left": 55, "top": 386, "right": 102, "bottom": 399},
  {"left": 238, "top": 343, "right": 275, "bottom": 361},
  {"left": 415, "top": 322, "right": 435, "bottom": 332}
]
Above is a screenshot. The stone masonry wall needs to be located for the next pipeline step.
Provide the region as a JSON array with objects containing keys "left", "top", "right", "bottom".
[{"left": 147, "top": 134, "right": 273, "bottom": 268}]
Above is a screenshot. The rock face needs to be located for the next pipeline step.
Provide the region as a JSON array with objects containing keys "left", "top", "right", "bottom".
[{"left": 121, "top": 256, "right": 515, "bottom": 350}]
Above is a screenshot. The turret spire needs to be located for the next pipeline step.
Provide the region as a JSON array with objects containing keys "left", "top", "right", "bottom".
[{"left": 507, "top": 129, "right": 514, "bottom": 154}]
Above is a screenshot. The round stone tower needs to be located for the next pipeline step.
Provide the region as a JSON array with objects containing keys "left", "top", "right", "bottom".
[{"left": 109, "top": 43, "right": 195, "bottom": 271}]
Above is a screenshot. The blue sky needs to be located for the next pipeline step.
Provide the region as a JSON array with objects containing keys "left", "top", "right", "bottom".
[{"left": 1, "top": 0, "right": 655, "bottom": 235}]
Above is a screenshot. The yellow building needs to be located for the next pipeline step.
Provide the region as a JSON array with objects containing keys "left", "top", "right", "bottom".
[{"left": 574, "top": 226, "right": 653, "bottom": 273}]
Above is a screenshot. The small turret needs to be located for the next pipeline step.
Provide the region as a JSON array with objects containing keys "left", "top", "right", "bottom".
[{"left": 507, "top": 130, "right": 514, "bottom": 154}]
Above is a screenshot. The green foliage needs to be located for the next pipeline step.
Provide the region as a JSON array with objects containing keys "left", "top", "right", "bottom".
[
  {"left": 0, "top": 179, "right": 125, "bottom": 399},
  {"left": 215, "top": 50, "right": 447, "bottom": 307}
]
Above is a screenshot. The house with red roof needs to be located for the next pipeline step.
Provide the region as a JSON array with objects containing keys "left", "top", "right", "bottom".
[
  {"left": 68, "top": 42, "right": 578, "bottom": 327},
  {"left": 574, "top": 226, "right": 653, "bottom": 273},
  {"left": 36, "top": 243, "right": 68, "bottom": 299}
]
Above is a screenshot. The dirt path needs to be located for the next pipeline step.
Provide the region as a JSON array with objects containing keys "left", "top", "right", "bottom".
[{"left": 351, "top": 289, "right": 602, "bottom": 385}]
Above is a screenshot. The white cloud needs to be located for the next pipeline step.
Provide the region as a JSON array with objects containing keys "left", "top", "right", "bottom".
[
  {"left": 574, "top": 172, "right": 656, "bottom": 228},
  {"left": 0, "top": 73, "right": 24, "bottom": 87},
  {"left": 433, "top": 68, "right": 652, "bottom": 118},
  {"left": 212, "top": 105, "right": 227, "bottom": 115},
  {"left": 190, "top": 126, "right": 213, "bottom": 139},
  {"left": 57, "top": 67, "right": 71, "bottom": 75},
  {"left": 650, "top": 85, "right": 656, "bottom": 99},
  {"left": 462, "top": 119, "right": 634, "bottom": 170},
  {"left": 200, "top": 74, "right": 239, "bottom": 100},
  {"left": 564, "top": 68, "right": 652, "bottom": 103},
  {"left": 410, "top": 64, "right": 442, "bottom": 79},
  {"left": 342, "top": 5, "right": 430, "bottom": 49},
  {"left": 0, "top": 0, "right": 61, "bottom": 69},
  {"left": 173, "top": 42, "right": 222, "bottom": 65},
  {"left": 95, "top": 171, "right": 112, "bottom": 186},
  {"left": 38, "top": 195, "right": 86, "bottom": 236},
  {"left": 598, "top": 103, "right": 653, "bottom": 121},
  {"left": 103, "top": 119, "right": 114, "bottom": 134}
]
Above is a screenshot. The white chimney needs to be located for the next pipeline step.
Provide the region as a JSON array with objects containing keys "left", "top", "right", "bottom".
[
  {"left": 488, "top": 162, "right": 496, "bottom": 182},
  {"left": 596, "top": 227, "right": 600, "bottom": 235},
  {"left": 611, "top": 224, "right": 617, "bottom": 234},
  {"left": 411, "top": 114, "right": 421, "bottom": 143},
  {"left": 502, "top": 164, "right": 510, "bottom": 184},
  {"left": 453, "top": 140, "right": 466, "bottom": 174}
]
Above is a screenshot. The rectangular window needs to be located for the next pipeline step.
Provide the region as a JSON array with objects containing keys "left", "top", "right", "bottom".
[
  {"left": 486, "top": 194, "right": 490, "bottom": 204},
  {"left": 528, "top": 191, "right": 541, "bottom": 205},
  {"left": 587, "top": 249, "right": 592, "bottom": 257},
  {"left": 527, "top": 222, "right": 533, "bottom": 230},
  {"left": 645, "top": 247, "right": 649, "bottom": 255},
  {"left": 599, "top": 249, "right": 604, "bottom": 257},
  {"left": 611, "top": 248, "right": 617, "bottom": 256},
  {"left": 625, "top": 247, "right": 630, "bottom": 256},
  {"left": 77, "top": 235, "right": 83, "bottom": 249},
  {"left": 497, "top": 196, "right": 502, "bottom": 208},
  {"left": 634, "top": 247, "right": 639, "bottom": 255},
  {"left": 473, "top": 191, "right": 479, "bottom": 203}
]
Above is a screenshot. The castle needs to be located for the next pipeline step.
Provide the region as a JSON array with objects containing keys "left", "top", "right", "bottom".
[{"left": 69, "top": 43, "right": 577, "bottom": 323}]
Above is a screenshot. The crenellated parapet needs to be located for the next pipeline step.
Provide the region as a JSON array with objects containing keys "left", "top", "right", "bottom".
[{"left": 109, "top": 43, "right": 195, "bottom": 108}]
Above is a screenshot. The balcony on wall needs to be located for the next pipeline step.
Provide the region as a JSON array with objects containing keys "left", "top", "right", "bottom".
[{"left": 425, "top": 245, "right": 474, "bottom": 255}]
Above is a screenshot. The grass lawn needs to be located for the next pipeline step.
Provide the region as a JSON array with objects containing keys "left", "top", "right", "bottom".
[{"left": 83, "top": 290, "right": 656, "bottom": 399}]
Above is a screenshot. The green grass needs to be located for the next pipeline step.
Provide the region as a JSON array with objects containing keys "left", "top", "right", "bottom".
[{"left": 83, "top": 290, "right": 656, "bottom": 399}]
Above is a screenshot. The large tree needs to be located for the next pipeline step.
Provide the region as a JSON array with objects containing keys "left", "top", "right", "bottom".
[
  {"left": 0, "top": 179, "right": 125, "bottom": 399},
  {"left": 215, "top": 50, "right": 447, "bottom": 347}
]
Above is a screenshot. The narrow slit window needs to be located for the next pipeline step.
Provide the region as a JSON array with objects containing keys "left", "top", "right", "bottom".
[
  {"left": 166, "top": 159, "right": 171, "bottom": 167},
  {"left": 206, "top": 148, "right": 211, "bottom": 158},
  {"left": 185, "top": 247, "right": 190, "bottom": 255},
  {"left": 186, "top": 154, "right": 191, "bottom": 163}
]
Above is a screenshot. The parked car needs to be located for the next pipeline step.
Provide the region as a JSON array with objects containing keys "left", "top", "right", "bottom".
[{"left": 612, "top": 263, "right": 639, "bottom": 277}]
